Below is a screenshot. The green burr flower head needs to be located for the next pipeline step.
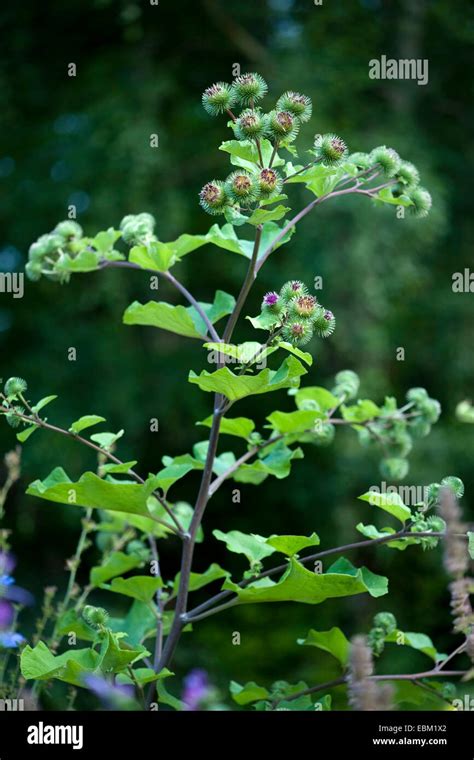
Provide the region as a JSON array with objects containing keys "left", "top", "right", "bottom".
[
  {"left": 25, "top": 261, "right": 43, "bottom": 281},
  {"left": 369, "top": 146, "right": 401, "bottom": 177},
  {"left": 231, "top": 72, "right": 268, "bottom": 106},
  {"left": 54, "top": 221, "right": 83, "bottom": 240},
  {"left": 406, "top": 387, "right": 429, "bottom": 404},
  {"left": 268, "top": 110, "right": 299, "bottom": 142},
  {"left": 199, "top": 180, "right": 228, "bottom": 215},
  {"left": 4, "top": 377, "right": 27, "bottom": 397},
  {"left": 409, "top": 417, "right": 431, "bottom": 438},
  {"left": 257, "top": 168, "right": 282, "bottom": 197},
  {"left": 348, "top": 152, "right": 372, "bottom": 170},
  {"left": 120, "top": 212, "right": 155, "bottom": 245},
  {"left": 395, "top": 161, "right": 420, "bottom": 192},
  {"left": 276, "top": 91, "right": 312, "bottom": 122},
  {"left": 314, "top": 133, "right": 348, "bottom": 165},
  {"left": 29, "top": 233, "right": 63, "bottom": 261},
  {"left": 289, "top": 294, "right": 318, "bottom": 319},
  {"left": 312, "top": 422, "right": 335, "bottom": 446},
  {"left": 332, "top": 370, "right": 360, "bottom": 399},
  {"left": 408, "top": 187, "right": 432, "bottom": 218},
  {"left": 82, "top": 605, "right": 109, "bottom": 629},
  {"left": 235, "top": 109, "right": 268, "bottom": 140},
  {"left": 379, "top": 457, "right": 409, "bottom": 480},
  {"left": 282, "top": 319, "right": 313, "bottom": 346},
  {"left": 280, "top": 280, "right": 308, "bottom": 303},
  {"left": 202, "top": 82, "right": 235, "bottom": 116},
  {"left": 225, "top": 171, "right": 259, "bottom": 207},
  {"left": 373, "top": 611, "right": 397, "bottom": 636},
  {"left": 312, "top": 306, "right": 336, "bottom": 337},
  {"left": 5, "top": 406, "right": 24, "bottom": 428}
]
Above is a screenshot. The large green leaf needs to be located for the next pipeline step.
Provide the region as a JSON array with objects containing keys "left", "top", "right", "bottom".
[
  {"left": 266, "top": 533, "right": 320, "bottom": 556},
  {"left": 197, "top": 415, "right": 255, "bottom": 440},
  {"left": 102, "top": 575, "right": 163, "bottom": 603},
  {"left": 297, "top": 627, "right": 350, "bottom": 667},
  {"left": 27, "top": 468, "right": 161, "bottom": 521},
  {"left": 266, "top": 409, "right": 323, "bottom": 435},
  {"left": 356, "top": 523, "right": 418, "bottom": 550},
  {"left": 234, "top": 442, "right": 303, "bottom": 484},
  {"left": 123, "top": 290, "right": 235, "bottom": 339},
  {"left": 90, "top": 551, "right": 144, "bottom": 586},
  {"left": 189, "top": 356, "right": 307, "bottom": 402},
  {"left": 21, "top": 641, "right": 100, "bottom": 686},
  {"left": 220, "top": 139, "right": 284, "bottom": 170},
  {"left": 116, "top": 667, "right": 174, "bottom": 687},
  {"left": 69, "top": 415, "right": 106, "bottom": 434},
  {"left": 213, "top": 530, "right": 276, "bottom": 564},
  {"left": 384, "top": 630, "right": 444, "bottom": 663},
  {"left": 358, "top": 490, "right": 412, "bottom": 524},
  {"left": 248, "top": 205, "right": 290, "bottom": 226},
  {"left": 291, "top": 386, "right": 340, "bottom": 412},
  {"left": 222, "top": 557, "right": 388, "bottom": 605},
  {"left": 341, "top": 399, "right": 381, "bottom": 423},
  {"left": 172, "top": 563, "right": 230, "bottom": 595},
  {"left": 203, "top": 341, "right": 278, "bottom": 365},
  {"left": 230, "top": 680, "right": 270, "bottom": 706},
  {"left": 98, "top": 630, "right": 148, "bottom": 674}
]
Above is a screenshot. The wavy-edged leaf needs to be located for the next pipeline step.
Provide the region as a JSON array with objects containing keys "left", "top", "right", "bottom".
[
  {"left": 172, "top": 563, "right": 230, "bottom": 596},
  {"left": 222, "top": 556, "right": 388, "bottom": 605},
  {"left": 230, "top": 680, "right": 270, "bottom": 706},
  {"left": 189, "top": 356, "right": 306, "bottom": 402},
  {"left": 27, "top": 468, "right": 161, "bottom": 520},
  {"left": 103, "top": 575, "right": 163, "bottom": 603},
  {"left": 358, "top": 490, "right": 412, "bottom": 524},
  {"left": 197, "top": 415, "right": 255, "bottom": 440},
  {"left": 297, "top": 627, "right": 350, "bottom": 667},
  {"left": 69, "top": 415, "right": 106, "bottom": 434}
]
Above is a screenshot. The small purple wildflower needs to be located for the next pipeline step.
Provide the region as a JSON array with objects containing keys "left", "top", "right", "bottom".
[
  {"left": 83, "top": 674, "right": 134, "bottom": 708},
  {"left": 262, "top": 291, "right": 279, "bottom": 308},
  {"left": 182, "top": 669, "right": 210, "bottom": 711}
]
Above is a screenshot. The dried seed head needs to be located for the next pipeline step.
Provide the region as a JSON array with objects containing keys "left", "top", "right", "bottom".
[
  {"left": 199, "top": 180, "right": 228, "bottom": 215},
  {"left": 258, "top": 168, "right": 283, "bottom": 197},
  {"left": 225, "top": 171, "right": 260, "bottom": 207},
  {"left": 268, "top": 110, "right": 299, "bottom": 142}
]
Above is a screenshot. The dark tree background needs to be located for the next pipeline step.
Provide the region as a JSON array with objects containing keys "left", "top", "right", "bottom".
[{"left": 0, "top": 0, "right": 473, "bottom": 706}]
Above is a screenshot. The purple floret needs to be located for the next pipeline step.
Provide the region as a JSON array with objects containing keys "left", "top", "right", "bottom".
[
  {"left": 262, "top": 291, "right": 279, "bottom": 307},
  {"left": 182, "top": 669, "right": 210, "bottom": 710}
]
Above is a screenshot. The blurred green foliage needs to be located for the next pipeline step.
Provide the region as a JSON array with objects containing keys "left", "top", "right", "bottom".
[{"left": 0, "top": 0, "right": 473, "bottom": 707}]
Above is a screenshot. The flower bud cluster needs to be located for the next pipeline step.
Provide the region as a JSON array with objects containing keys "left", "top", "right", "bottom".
[{"left": 260, "top": 280, "right": 336, "bottom": 347}]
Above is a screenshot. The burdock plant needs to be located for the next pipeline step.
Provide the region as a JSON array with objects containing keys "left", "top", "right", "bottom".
[{"left": 3, "top": 73, "right": 470, "bottom": 714}]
